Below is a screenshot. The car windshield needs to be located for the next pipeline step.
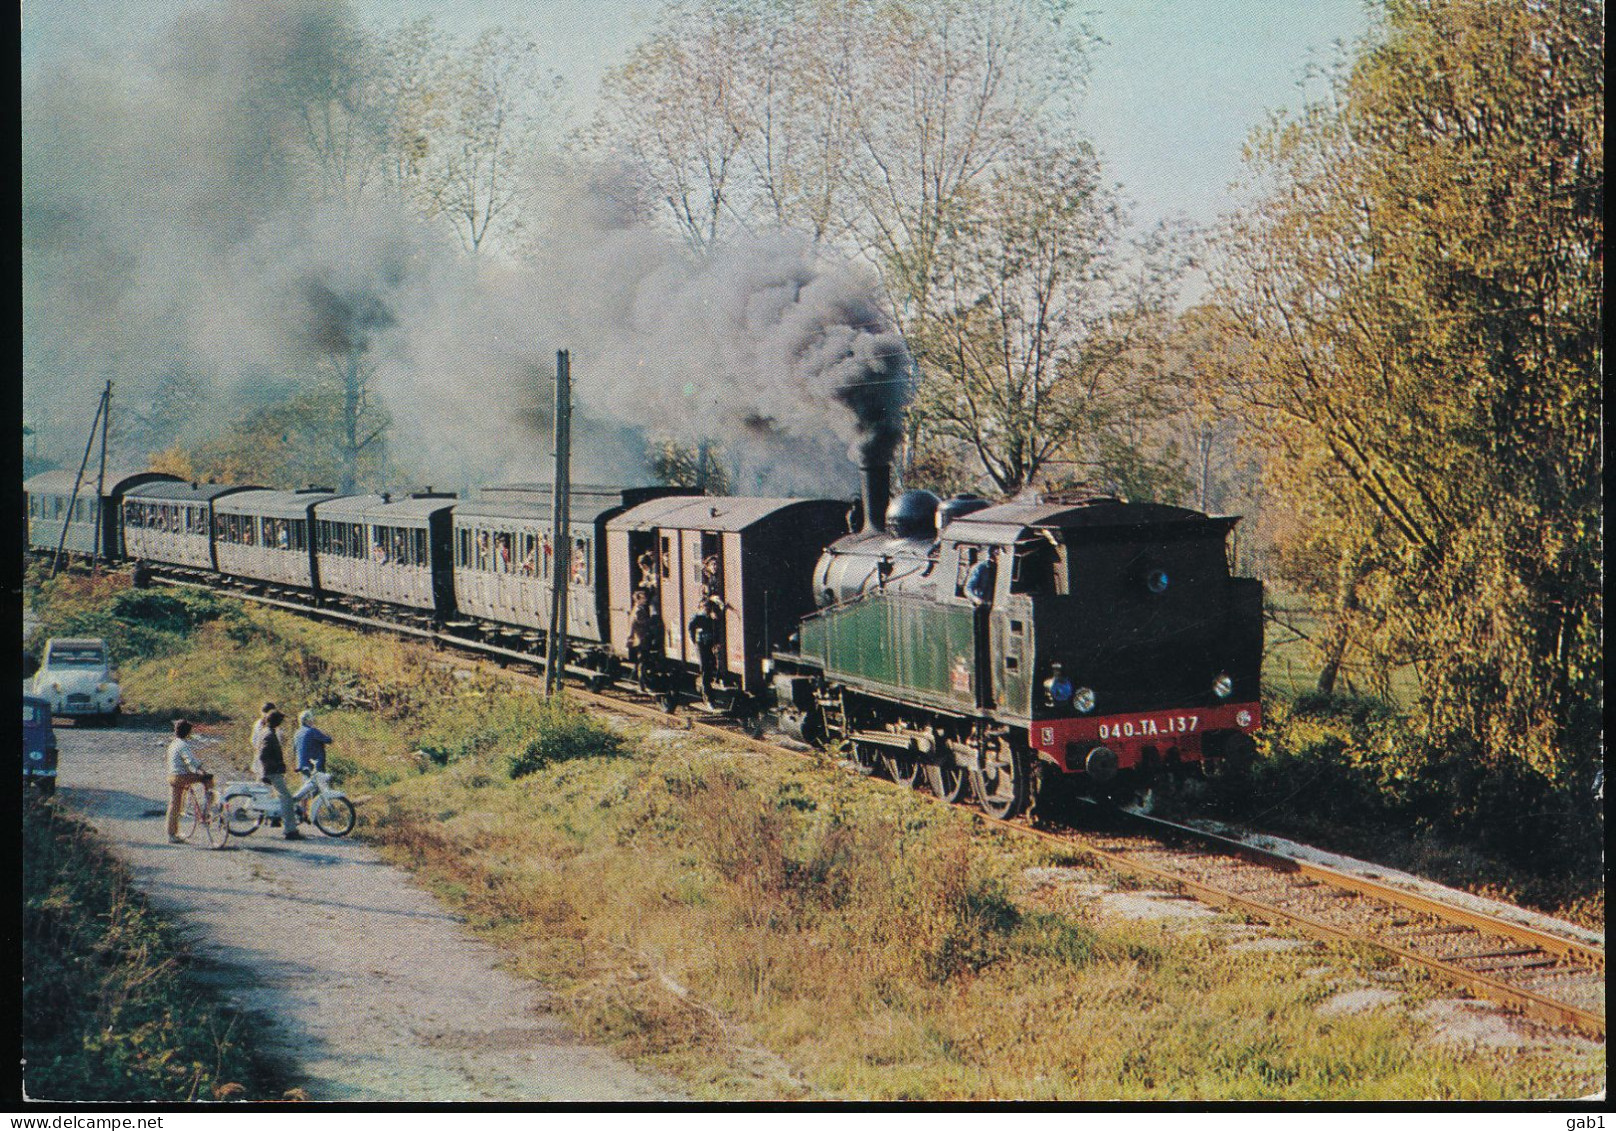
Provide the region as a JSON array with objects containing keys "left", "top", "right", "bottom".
[
  {"left": 48, "top": 647, "right": 105, "bottom": 668},
  {"left": 23, "top": 702, "right": 45, "bottom": 726}
]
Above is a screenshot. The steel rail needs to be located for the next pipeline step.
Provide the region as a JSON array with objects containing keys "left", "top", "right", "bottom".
[
  {"left": 1117, "top": 810, "right": 1606, "bottom": 972},
  {"left": 148, "top": 568, "right": 1605, "bottom": 1037},
  {"left": 1008, "top": 820, "right": 1605, "bottom": 1039}
]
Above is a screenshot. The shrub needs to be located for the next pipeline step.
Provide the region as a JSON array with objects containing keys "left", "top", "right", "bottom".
[
  {"left": 51, "top": 586, "right": 243, "bottom": 664},
  {"left": 505, "top": 700, "right": 626, "bottom": 778}
]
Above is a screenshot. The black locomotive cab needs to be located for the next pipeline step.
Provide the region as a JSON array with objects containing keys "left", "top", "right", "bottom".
[{"left": 954, "top": 499, "right": 1264, "bottom": 781}]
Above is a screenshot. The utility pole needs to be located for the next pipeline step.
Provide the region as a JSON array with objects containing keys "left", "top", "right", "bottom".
[
  {"left": 544, "top": 351, "right": 572, "bottom": 696},
  {"left": 52, "top": 382, "right": 112, "bottom": 578},
  {"left": 94, "top": 381, "right": 111, "bottom": 566}
]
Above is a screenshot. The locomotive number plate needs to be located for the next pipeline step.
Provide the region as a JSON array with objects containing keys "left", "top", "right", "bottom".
[{"left": 1097, "top": 714, "right": 1199, "bottom": 741}]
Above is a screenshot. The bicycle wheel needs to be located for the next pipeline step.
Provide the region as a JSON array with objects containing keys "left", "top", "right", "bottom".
[
  {"left": 224, "top": 796, "right": 263, "bottom": 837},
  {"left": 199, "top": 798, "right": 231, "bottom": 849},
  {"left": 176, "top": 788, "right": 200, "bottom": 841},
  {"left": 312, "top": 796, "right": 357, "bottom": 837}
]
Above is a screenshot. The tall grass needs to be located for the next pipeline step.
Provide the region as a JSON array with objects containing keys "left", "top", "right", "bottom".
[{"left": 39, "top": 576, "right": 1607, "bottom": 1101}]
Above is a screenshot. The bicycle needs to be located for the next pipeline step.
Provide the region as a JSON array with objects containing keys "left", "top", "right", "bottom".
[
  {"left": 176, "top": 778, "right": 231, "bottom": 849},
  {"left": 225, "top": 771, "right": 357, "bottom": 838}
]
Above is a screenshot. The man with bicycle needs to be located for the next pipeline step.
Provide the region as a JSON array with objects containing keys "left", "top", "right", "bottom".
[{"left": 165, "top": 719, "right": 214, "bottom": 843}]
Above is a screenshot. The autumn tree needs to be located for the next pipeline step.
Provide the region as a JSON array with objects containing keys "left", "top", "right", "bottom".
[
  {"left": 912, "top": 150, "right": 1188, "bottom": 496},
  {"left": 1214, "top": 0, "right": 1603, "bottom": 783},
  {"left": 183, "top": 380, "right": 392, "bottom": 492},
  {"left": 650, "top": 438, "right": 733, "bottom": 495}
]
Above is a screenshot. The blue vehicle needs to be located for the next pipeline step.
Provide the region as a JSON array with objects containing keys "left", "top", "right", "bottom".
[{"left": 23, "top": 695, "right": 58, "bottom": 797}]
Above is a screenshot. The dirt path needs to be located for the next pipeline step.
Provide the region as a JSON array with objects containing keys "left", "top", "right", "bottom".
[{"left": 50, "top": 720, "right": 678, "bottom": 1102}]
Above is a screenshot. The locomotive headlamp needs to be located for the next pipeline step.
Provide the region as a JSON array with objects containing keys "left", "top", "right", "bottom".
[
  {"left": 1146, "top": 568, "right": 1171, "bottom": 595},
  {"left": 1213, "top": 672, "right": 1234, "bottom": 700},
  {"left": 1072, "top": 687, "right": 1096, "bottom": 714},
  {"left": 1044, "top": 672, "right": 1074, "bottom": 704}
]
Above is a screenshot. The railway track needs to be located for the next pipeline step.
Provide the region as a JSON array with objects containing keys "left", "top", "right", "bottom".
[
  {"left": 149, "top": 571, "right": 1608, "bottom": 1040},
  {"left": 1026, "top": 810, "right": 1605, "bottom": 1038}
]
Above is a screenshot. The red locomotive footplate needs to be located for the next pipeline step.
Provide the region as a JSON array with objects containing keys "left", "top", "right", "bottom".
[{"left": 1030, "top": 702, "right": 1261, "bottom": 772}]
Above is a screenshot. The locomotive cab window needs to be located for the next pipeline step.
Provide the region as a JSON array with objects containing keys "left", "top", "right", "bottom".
[
  {"left": 955, "top": 546, "right": 996, "bottom": 600},
  {"left": 1009, "top": 540, "right": 1056, "bottom": 595}
]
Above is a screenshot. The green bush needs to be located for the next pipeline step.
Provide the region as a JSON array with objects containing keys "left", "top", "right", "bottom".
[
  {"left": 54, "top": 587, "right": 243, "bottom": 664},
  {"left": 505, "top": 700, "right": 626, "bottom": 778},
  {"left": 1244, "top": 690, "right": 1600, "bottom": 876}
]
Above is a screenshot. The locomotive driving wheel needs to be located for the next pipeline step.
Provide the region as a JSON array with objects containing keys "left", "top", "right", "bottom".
[
  {"left": 879, "top": 748, "right": 922, "bottom": 789},
  {"left": 924, "top": 737, "right": 970, "bottom": 803},
  {"left": 969, "top": 738, "right": 1027, "bottom": 820}
]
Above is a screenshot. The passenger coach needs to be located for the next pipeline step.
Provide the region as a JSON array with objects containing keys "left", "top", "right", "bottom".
[
  {"left": 450, "top": 485, "right": 686, "bottom": 658},
  {"left": 26, "top": 469, "right": 180, "bottom": 562},
  {"left": 123, "top": 480, "right": 258, "bottom": 575},
  {"left": 213, "top": 487, "right": 341, "bottom": 594},
  {"left": 312, "top": 492, "right": 457, "bottom": 627}
]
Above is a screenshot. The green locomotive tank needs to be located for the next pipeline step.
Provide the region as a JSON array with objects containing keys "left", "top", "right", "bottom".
[{"left": 775, "top": 465, "right": 1262, "bottom": 818}]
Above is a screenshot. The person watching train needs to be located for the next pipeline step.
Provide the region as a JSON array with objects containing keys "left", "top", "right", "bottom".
[
  {"left": 165, "top": 719, "right": 215, "bottom": 844},
  {"left": 253, "top": 708, "right": 303, "bottom": 840},
  {"left": 291, "top": 709, "right": 335, "bottom": 810}
]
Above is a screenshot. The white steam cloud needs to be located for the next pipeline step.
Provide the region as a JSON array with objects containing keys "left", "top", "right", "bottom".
[{"left": 22, "top": 0, "right": 912, "bottom": 498}]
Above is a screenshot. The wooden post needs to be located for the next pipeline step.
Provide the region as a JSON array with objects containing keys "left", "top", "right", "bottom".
[
  {"left": 94, "top": 381, "right": 112, "bottom": 565},
  {"left": 544, "top": 350, "right": 572, "bottom": 696}
]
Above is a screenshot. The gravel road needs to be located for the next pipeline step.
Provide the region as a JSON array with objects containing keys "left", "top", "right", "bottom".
[{"left": 47, "top": 720, "right": 677, "bottom": 1103}]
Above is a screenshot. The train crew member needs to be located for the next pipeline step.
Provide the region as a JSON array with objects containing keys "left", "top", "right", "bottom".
[
  {"left": 165, "top": 719, "right": 215, "bottom": 844},
  {"left": 253, "top": 709, "right": 303, "bottom": 840},
  {"left": 291, "top": 709, "right": 334, "bottom": 807}
]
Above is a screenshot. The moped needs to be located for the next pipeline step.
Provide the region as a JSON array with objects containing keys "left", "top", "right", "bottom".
[{"left": 222, "top": 771, "right": 357, "bottom": 838}]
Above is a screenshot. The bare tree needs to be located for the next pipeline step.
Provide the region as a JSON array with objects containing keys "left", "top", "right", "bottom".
[
  {"left": 410, "top": 29, "right": 564, "bottom": 253},
  {"left": 914, "top": 149, "right": 1184, "bottom": 496},
  {"left": 592, "top": 1, "right": 759, "bottom": 251}
]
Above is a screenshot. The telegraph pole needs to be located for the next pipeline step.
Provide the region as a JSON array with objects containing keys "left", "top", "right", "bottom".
[
  {"left": 544, "top": 351, "right": 572, "bottom": 696},
  {"left": 94, "top": 381, "right": 111, "bottom": 565},
  {"left": 52, "top": 381, "right": 111, "bottom": 578}
]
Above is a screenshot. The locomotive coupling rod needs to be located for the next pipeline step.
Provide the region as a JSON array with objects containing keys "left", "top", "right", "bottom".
[{"left": 847, "top": 729, "right": 934, "bottom": 756}]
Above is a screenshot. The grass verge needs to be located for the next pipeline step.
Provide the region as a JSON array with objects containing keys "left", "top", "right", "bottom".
[
  {"left": 22, "top": 795, "right": 293, "bottom": 1102},
  {"left": 39, "top": 572, "right": 1609, "bottom": 1100}
]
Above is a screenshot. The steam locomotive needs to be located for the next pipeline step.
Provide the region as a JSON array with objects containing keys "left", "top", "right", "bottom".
[{"left": 25, "top": 460, "right": 1262, "bottom": 819}]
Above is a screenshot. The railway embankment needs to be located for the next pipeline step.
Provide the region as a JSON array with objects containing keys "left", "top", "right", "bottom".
[{"left": 23, "top": 569, "right": 1606, "bottom": 1100}]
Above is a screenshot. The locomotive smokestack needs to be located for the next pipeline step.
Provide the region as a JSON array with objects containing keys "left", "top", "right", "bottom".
[{"left": 862, "top": 461, "right": 891, "bottom": 534}]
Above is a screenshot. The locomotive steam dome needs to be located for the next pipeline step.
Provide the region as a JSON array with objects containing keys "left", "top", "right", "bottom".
[
  {"left": 886, "top": 490, "right": 940, "bottom": 540},
  {"left": 936, "top": 493, "right": 991, "bottom": 532}
]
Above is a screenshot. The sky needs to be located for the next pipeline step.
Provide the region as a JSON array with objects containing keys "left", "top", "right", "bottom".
[
  {"left": 19, "top": 0, "right": 1374, "bottom": 480},
  {"left": 22, "top": 0, "right": 1371, "bottom": 234}
]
